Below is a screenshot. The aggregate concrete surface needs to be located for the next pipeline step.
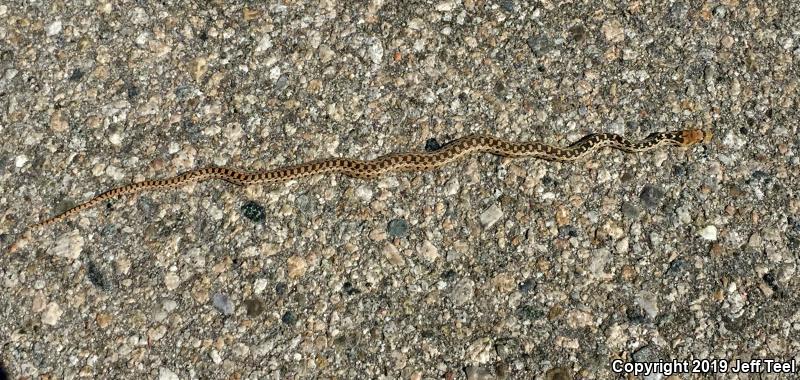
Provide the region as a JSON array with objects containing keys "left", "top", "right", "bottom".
[{"left": 1, "top": 1, "right": 798, "bottom": 379}]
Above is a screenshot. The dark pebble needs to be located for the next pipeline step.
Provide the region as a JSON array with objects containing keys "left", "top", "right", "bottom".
[
  {"left": 0, "top": 49, "right": 13, "bottom": 63},
  {"left": 557, "top": 225, "right": 578, "bottom": 239},
  {"left": 518, "top": 278, "right": 536, "bottom": 293},
  {"left": 667, "top": 2, "right": 689, "bottom": 25},
  {"left": 494, "top": 338, "right": 517, "bottom": 360},
  {"left": 672, "top": 164, "right": 687, "bottom": 177},
  {"left": 241, "top": 201, "right": 266, "bottom": 223},
  {"left": 342, "top": 281, "right": 361, "bottom": 295},
  {"left": 424, "top": 138, "right": 442, "bottom": 152},
  {"left": 275, "top": 74, "right": 289, "bottom": 92},
  {"left": 569, "top": 25, "right": 587, "bottom": 43},
  {"left": 136, "top": 196, "right": 157, "bottom": 220},
  {"left": 788, "top": 237, "right": 799, "bottom": 251},
  {"left": 762, "top": 272, "right": 779, "bottom": 292},
  {"left": 626, "top": 306, "right": 647, "bottom": 323},
  {"left": 275, "top": 282, "right": 287, "bottom": 296},
  {"left": 281, "top": 311, "right": 297, "bottom": 325},
  {"left": 515, "top": 304, "right": 544, "bottom": 320},
  {"left": 665, "top": 257, "right": 688, "bottom": 276},
  {"left": 750, "top": 170, "right": 770, "bottom": 181},
  {"left": 86, "top": 261, "right": 110, "bottom": 291},
  {"left": 440, "top": 269, "right": 457, "bottom": 281},
  {"left": 68, "top": 68, "right": 84, "bottom": 81},
  {"left": 127, "top": 84, "right": 139, "bottom": 99}
]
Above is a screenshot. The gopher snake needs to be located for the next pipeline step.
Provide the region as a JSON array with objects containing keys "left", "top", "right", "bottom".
[{"left": 24, "top": 129, "right": 710, "bottom": 232}]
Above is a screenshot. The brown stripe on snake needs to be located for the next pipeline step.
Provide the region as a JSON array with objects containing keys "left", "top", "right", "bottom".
[{"left": 21, "top": 129, "right": 711, "bottom": 231}]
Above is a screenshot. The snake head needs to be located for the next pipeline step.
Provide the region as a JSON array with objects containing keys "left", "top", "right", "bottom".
[{"left": 680, "top": 129, "right": 713, "bottom": 146}]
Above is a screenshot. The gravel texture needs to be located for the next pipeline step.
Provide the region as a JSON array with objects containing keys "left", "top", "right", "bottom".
[{"left": 1, "top": 1, "right": 799, "bottom": 379}]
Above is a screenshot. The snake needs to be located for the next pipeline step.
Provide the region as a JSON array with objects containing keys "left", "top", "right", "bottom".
[{"left": 22, "top": 129, "right": 710, "bottom": 232}]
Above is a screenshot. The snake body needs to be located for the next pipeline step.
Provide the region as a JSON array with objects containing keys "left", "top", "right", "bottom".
[{"left": 29, "top": 129, "right": 710, "bottom": 230}]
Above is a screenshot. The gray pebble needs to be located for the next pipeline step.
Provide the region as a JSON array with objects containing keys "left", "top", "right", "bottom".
[
  {"left": 494, "top": 338, "right": 518, "bottom": 360},
  {"left": 212, "top": 293, "right": 234, "bottom": 316},
  {"left": 527, "top": 35, "right": 552, "bottom": 57},
  {"left": 632, "top": 345, "right": 659, "bottom": 362},
  {"left": 295, "top": 194, "right": 314, "bottom": 214},
  {"left": 465, "top": 366, "right": 493, "bottom": 380},
  {"left": 639, "top": 185, "right": 664, "bottom": 209},
  {"left": 386, "top": 218, "right": 409, "bottom": 237},
  {"left": 621, "top": 202, "right": 641, "bottom": 219},
  {"left": 450, "top": 278, "right": 475, "bottom": 306},
  {"left": 275, "top": 74, "right": 289, "bottom": 92},
  {"left": 500, "top": 0, "right": 516, "bottom": 13},
  {"left": 667, "top": 2, "right": 689, "bottom": 25}
]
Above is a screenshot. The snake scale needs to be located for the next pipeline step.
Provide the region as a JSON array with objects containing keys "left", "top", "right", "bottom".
[{"left": 22, "top": 129, "right": 711, "bottom": 231}]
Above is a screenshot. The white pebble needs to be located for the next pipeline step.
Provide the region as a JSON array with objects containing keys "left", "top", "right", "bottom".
[
  {"left": 210, "top": 349, "right": 222, "bottom": 364},
  {"left": 269, "top": 66, "right": 281, "bottom": 81},
  {"left": 48, "top": 230, "right": 84, "bottom": 260},
  {"left": 104, "top": 164, "right": 126, "bottom": 181},
  {"left": 417, "top": 240, "right": 440, "bottom": 262},
  {"left": 636, "top": 291, "right": 659, "bottom": 319},
  {"left": 162, "top": 299, "right": 178, "bottom": 313},
  {"left": 615, "top": 237, "right": 629, "bottom": 253},
  {"left": 367, "top": 38, "right": 384, "bottom": 64},
  {"left": 435, "top": 0, "right": 456, "bottom": 12},
  {"left": 254, "top": 278, "right": 269, "bottom": 294},
  {"left": 148, "top": 325, "right": 167, "bottom": 342},
  {"left": 722, "top": 131, "right": 746, "bottom": 149},
  {"left": 14, "top": 154, "right": 28, "bottom": 168},
  {"left": 254, "top": 34, "right": 273, "bottom": 54},
  {"left": 698, "top": 225, "right": 718, "bottom": 241},
  {"left": 443, "top": 178, "right": 460, "bottom": 196},
  {"left": 466, "top": 338, "right": 493, "bottom": 364},
  {"left": 355, "top": 185, "right": 374, "bottom": 202},
  {"left": 41, "top": 302, "right": 63, "bottom": 325},
  {"left": 158, "top": 368, "right": 180, "bottom": 380},
  {"left": 164, "top": 272, "right": 180, "bottom": 290},
  {"left": 479, "top": 204, "right": 503, "bottom": 228},
  {"left": 46, "top": 20, "right": 62, "bottom": 36},
  {"left": 108, "top": 132, "right": 123, "bottom": 145}
]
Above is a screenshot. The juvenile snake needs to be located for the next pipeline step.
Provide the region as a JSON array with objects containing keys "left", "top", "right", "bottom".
[{"left": 27, "top": 129, "right": 711, "bottom": 231}]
